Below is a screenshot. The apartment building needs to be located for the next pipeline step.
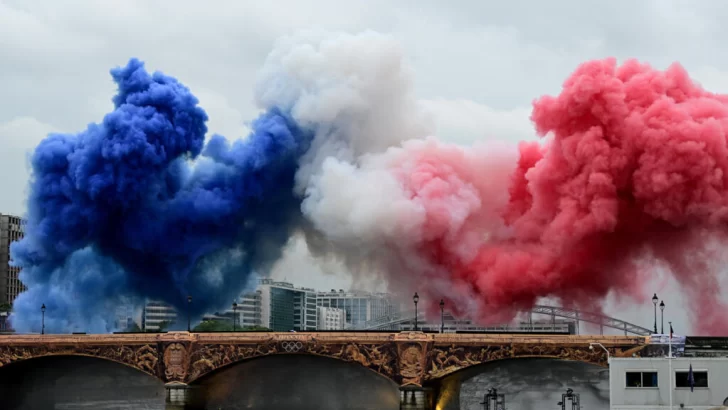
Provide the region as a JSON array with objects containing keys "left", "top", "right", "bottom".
[
  {"left": 141, "top": 301, "right": 177, "bottom": 331},
  {"left": 0, "top": 213, "right": 25, "bottom": 304},
  {"left": 316, "top": 289, "right": 398, "bottom": 327},
  {"left": 258, "top": 279, "right": 317, "bottom": 331},
  {"left": 317, "top": 306, "right": 346, "bottom": 330}
]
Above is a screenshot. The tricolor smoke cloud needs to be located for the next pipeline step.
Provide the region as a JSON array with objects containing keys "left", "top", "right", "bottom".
[{"left": 10, "top": 31, "right": 728, "bottom": 334}]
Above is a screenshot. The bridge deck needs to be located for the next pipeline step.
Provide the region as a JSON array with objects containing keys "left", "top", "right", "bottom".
[
  {"left": 0, "top": 331, "right": 648, "bottom": 386},
  {"left": 0, "top": 331, "right": 647, "bottom": 346}
]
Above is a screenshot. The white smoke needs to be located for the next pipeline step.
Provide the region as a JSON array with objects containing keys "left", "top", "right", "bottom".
[
  {"left": 253, "top": 30, "right": 518, "bottom": 311},
  {"left": 254, "top": 30, "right": 434, "bottom": 193}
]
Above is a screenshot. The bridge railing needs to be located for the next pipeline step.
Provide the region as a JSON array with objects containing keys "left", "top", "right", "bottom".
[{"left": 354, "top": 305, "right": 653, "bottom": 336}]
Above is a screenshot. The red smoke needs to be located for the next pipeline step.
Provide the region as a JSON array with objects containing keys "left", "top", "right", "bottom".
[{"left": 408, "top": 58, "right": 728, "bottom": 335}]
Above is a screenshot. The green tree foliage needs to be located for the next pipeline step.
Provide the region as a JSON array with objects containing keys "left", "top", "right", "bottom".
[
  {"left": 156, "top": 320, "right": 172, "bottom": 332},
  {"left": 241, "top": 325, "right": 271, "bottom": 331},
  {"left": 192, "top": 320, "right": 271, "bottom": 332},
  {"left": 194, "top": 320, "right": 233, "bottom": 332},
  {"left": 124, "top": 322, "right": 142, "bottom": 332}
]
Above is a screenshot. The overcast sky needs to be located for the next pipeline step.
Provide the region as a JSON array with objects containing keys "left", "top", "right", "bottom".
[{"left": 3, "top": 0, "right": 727, "bottom": 333}]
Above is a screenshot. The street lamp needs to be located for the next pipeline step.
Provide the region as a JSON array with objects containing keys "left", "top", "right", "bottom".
[
  {"left": 659, "top": 300, "right": 665, "bottom": 334},
  {"left": 589, "top": 343, "right": 610, "bottom": 359},
  {"left": 652, "top": 293, "right": 658, "bottom": 334},
  {"left": 232, "top": 301, "right": 238, "bottom": 332},
  {"left": 557, "top": 388, "right": 580, "bottom": 410},
  {"left": 590, "top": 343, "right": 612, "bottom": 407},
  {"left": 187, "top": 295, "right": 192, "bottom": 332},
  {"left": 413, "top": 292, "right": 419, "bottom": 331},
  {"left": 439, "top": 299, "right": 445, "bottom": 333},
  {"left": 41, "top": 304, "right": 46, "bottom": 335},
  {"left": 481, "top": 387, "right": 506, "bottom": 410}
]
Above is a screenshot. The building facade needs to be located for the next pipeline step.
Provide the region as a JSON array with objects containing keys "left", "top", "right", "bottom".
[
  {"left": 133, "top": 281, "right": 400, "bottom": 333},
  {"left": 141, "top": 301, "right": 177, "bottom": 331},
  {"left": 226, "top": 282, "right": 395, "bottom": 331},
  {"left": 0, "top": 213, "right": 25, "bottom": 305},
  {"left": 610, "top": 357, "right": 728, "bottom": 409},
  {"left": 258, "top": 279, "right": 319, "bottom": 331},
  {"left": 316, "top": 306, "right": 346, "bottom": 330},
  {"left": 114, "top": 304, "right": 142, "bottom": 330},
  {"left": 235, "top": 291, "right": 263, "bottom": 328},
  {"left": 294, "top": 287, "right": 318, "bottom": 331},
  {"left": 0, "top": 311, "right": 9, "bottom": 332},
  {"left": 315, "top": 289, "right": 398, "bottom": 327}
]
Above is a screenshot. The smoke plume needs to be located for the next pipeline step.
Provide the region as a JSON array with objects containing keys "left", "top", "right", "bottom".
[
  {"left": 10, "top": 32, "right": 728, "bottom": 335},
  {"left": 11, "top": 58, "right": 313, "bottom": 332}
]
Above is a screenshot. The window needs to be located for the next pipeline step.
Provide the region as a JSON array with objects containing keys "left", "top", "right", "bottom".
[
  {"left": 675, "top": 371, "right": 708, "bottom": 388},
  {"left": 626, "top": 371, "right": 658, "bottom": 387}
]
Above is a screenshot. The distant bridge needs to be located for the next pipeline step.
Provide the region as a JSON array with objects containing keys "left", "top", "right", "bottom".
[{"left": 355, "top": 304, "right": 653, "bottom": 336}]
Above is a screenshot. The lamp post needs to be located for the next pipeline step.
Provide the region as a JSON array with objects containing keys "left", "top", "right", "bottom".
[
  {"left": 413, "top": 292, "right": 419, "bottom": 331},
  {"left": 439, "top": 299, "right": 445, "bottom": 334},
  {"left": 589, "top": 342, "right": 611, "bottom": 360},
  {"left": 41, "top": 304, "right": 46, "bottom": 335},
  {"left": 652, "top": 293, "right": 658, "bottom": 334},
  {"left": 232, "top": 301, "right": 238, "bottom": 332},
  {"left": 187, "top": 295, "right": 192, "bottom": 332},
  {"left": 659, "top": 300, "right": 665, "bottom": 334},
  {"left": 557, "top": 388, "right": 580, "bottom": 410},
  {"left": 481, "top": 387, "right": 505, "bottom": 410}
]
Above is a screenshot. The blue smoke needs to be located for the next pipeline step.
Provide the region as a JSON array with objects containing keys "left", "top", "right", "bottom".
[{"left": 10, "top": 59, "right": 313, "bottom": 333}]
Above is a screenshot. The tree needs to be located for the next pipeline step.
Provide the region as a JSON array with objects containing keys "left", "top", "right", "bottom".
[
  {"left": 194, "top": 320, "right": 234, "bottom": 332},
  {"left": 0, "top": 303, "right": 11, "bottom": 313},
  {"left": 124, "top": 322, "right": 142, "bottom": 332},
  {"left": 192, "top": 320, "right": 271, "bottom": 332},
  {"left": 155, "top": 320, "right": 172, "bottom": 332},
  {"left": 241, "top": 325, "right": 271, "bottom": 331}
]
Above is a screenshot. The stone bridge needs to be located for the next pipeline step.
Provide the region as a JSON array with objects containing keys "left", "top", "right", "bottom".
[{"left": 0, "top": 331, "right": 648, "bottom": 408}]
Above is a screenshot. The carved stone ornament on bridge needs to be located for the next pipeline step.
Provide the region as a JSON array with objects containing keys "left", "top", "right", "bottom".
[
  {"left": 281, "top": 341, "right": 304, "bottom": 353},
  {"left": 186, "top": 339, "right": 399, "bottom": 383},
  {"left": 0, "top": 343, "right": 161, "bottom": 379},
  {"left": 187, "top": 341, "right": 279, "bottom": 381},
  {"left": 333, "top": 343, "right": 397, "bottom": 380},
  {"left": 425, "top": 343, "right": 614, "bottom": 380},
  {"left": 163, "top": 343, "right": 188, "bottom": 381},
  {"left": 398, "top": 343, "right": 426, "bottom": 386},
  {"left": 0, "top": 333, "right": 649, "bottom": 387}
]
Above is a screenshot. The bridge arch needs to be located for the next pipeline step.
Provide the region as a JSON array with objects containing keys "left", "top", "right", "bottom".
[
  {"left": 188, "top": 352, "right": 397, "bottom": 385},
  {"left": 432, "top": 357, "right": 610, "bottom": 410},
  {"left": 0, "top": 343, "right": 160, "bottom": 379},
  {"left": 423, "top": 340, "right": 617, "bottom": 382},
  {"left": 0, "top": 354, "right": 165, "bottom": 410},
  {"left": 187, "top": 353, "right": 400, "bottom": 410},
  {"left": 185, "top": 340, "right": 400, "bottom": 384}
]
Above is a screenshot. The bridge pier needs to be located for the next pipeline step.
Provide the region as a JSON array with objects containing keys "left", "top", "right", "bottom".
[
  {"left": 165, "top": 382, "right": 190, "bottom": 409},
  {"left": 400, "top": 385, "right": 434, "bottom": 410}
]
